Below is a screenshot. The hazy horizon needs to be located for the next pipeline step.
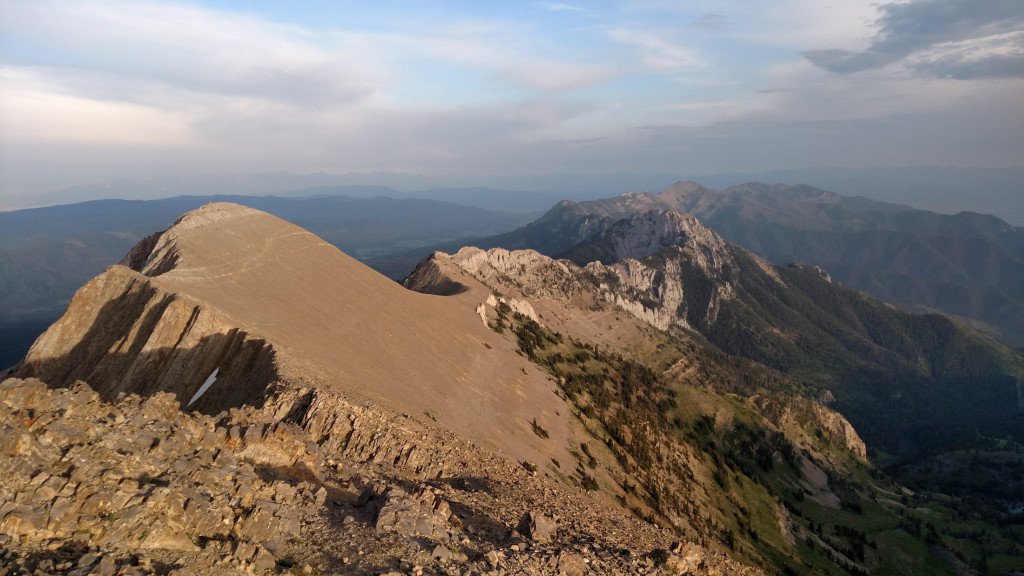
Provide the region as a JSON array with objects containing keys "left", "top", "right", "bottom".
[{"left": 2, "top": 0, "right": 1023, "bottom": 207}]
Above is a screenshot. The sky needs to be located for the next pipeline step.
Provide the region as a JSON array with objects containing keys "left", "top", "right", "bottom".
[{"left": 1, "top": 0, "right": 1023, "bottom": 200}]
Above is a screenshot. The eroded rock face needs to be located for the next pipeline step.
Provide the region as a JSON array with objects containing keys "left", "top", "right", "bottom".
[
  {"left": 411, "top": 211, "right": 747, "bottom": 335},
  {"left": 443, "top": 246, "right": 583, "bottom": 301},
  {"left": 15, "top": 267, "right": 277, "bottom": 414},
  {"left": 581, "top": 209, "right": 732, "bottom": 271},
  {"left": 811, "top": 403, "right": 868, "bottom": 459},
  {"left": 260, "top": 385, "right": 468, "bottom": 480}
]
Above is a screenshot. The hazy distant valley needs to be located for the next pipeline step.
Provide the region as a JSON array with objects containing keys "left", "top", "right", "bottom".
[{"left": 3, "top": 180, "right": 1023, "bottom": 575}]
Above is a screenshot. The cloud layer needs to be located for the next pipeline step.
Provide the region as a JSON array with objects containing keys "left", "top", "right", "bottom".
[
  {"left": 1, "top": 0, "right": 1022, "bottom": 200},
  {"left": 804, "top": 0, "right": 1024, "bottom": 79}
]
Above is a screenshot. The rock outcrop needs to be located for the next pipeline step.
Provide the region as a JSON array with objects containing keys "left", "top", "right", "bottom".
[
  {"left": 564, "top": 209, "right": 732, "bottom": 271},
  {"left": 810, "top": 404, "right": 868, "bottom": 460},
  {"left": 424, "top": 246, "right": 584, "bottom": 302},
  {"left": 517, "top": 510, "right": 557, "bottom": 543},
  {"left": 0, "top": 376, "right": 763, "bottom": 576},
  {"left": 372, "top": 485, "right": 457, "bottom": 542},
  {"left": 17, "top": 267, "right": 277, "bottom": 414},
  {"left": 0, "top": 377, "right": 320, "bottom": 574}
]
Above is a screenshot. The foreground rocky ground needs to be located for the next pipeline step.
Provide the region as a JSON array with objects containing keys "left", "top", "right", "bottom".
[{"left": 0, "top": 377, "right": 762, "bottom": 575}]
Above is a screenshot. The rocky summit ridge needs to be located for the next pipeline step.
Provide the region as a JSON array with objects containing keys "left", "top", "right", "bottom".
[
  {"left": 4, "top": 202, "right": 765, "bottom": 575},
  {"left": 15, "top": 202, "right": 575, "bottom": 467}
]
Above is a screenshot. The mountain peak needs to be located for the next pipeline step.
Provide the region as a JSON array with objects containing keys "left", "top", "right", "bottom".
[
  {"left": 21, "top": 202, "right": 576, "bottom": 466},
  {"left": 611, "top": 209, "right": 727, "bottom": 261},
  {"left": 175, "top": 200, "right": 263, "bottom": 225},
  {"left": 126, "top": 201, "right": 329, "bottom": 279},
  {"left": 659, "top": 180, "right": 709, "bottom": 198},
  {"left": 562, "top": 208, "right": 733, "bottom": 272}
]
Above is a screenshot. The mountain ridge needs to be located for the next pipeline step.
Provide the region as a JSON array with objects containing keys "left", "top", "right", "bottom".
[
  {"left": 15, "top": 202, "right": 575, "bottom": 468},
  {"left": 0, "top": 194, "right": 533, "bottom": 369},
  {"left": 412, "top": 207, "right": 1024, "bottom": 459},
  {"left": 473, "top": 181, "right": 1024, "bottom": 347}
]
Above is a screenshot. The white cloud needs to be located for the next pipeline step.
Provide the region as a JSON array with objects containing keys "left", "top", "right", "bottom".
[
  {"left": 622, "top": 0, "right": 879, "bottom": 49},
  {"left": 751, "top": 0, "right": 880, "bottom": 50},
  {"left": 0, "top": 66, "right": 195, "bottom": 145},
  {"left": 534, "top": 2, "right": 590, "bottom": 14},
  {"left": 384, "top": 20, "right": 620, "bottom": 94},
  {"left": 609, "top": 28, "right": 704, "bottom": 71},
  {"left": 0, "top": 0, "right": 1021, "bottom": 198},
  {"left": 0, "top": 0, "right": 387, "bottom": 109},
  {"left": 907, "top": 30, "right": 1024, "bottom": 79},
  {"left": 804, "top": 0, "right": 1024, "bottom": 78}
]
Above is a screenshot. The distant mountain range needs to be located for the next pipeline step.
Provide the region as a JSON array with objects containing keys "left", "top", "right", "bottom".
[
  {"left": 694, "top": 166, "right": 1024, "bottom": 227},
  {"left": 11, "top": 166, "right": 1021, "bottom": 226},
  {"left": 472, "top": 181, "right": 1024, "bottom": 348}
]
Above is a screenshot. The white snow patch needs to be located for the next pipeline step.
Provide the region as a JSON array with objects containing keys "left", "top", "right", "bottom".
[{"left": 188, "top": 368, "right": 219, "bottom": 407}]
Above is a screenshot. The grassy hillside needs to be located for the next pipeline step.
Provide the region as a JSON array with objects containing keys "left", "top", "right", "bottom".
[{"left": 496, "top": 302, "right": 1020, "bottom": 575}]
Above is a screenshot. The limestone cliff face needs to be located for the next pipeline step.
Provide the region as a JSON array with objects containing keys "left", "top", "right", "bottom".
[
  {"left": 576, "top": 209, "right": 732, "bottom": 270},
  {"left": 581, "top": 253, "right": 734, "bottom": 332},
  {"left": 449, "top": 246, "right": 582, "bottom": 300},
  {"left": 410, "top": 216, "right": 742, "bottom": 334},
  {"left": 451, "top": 209, "right": 738, "bottom": 327},
  {"left": 407, "top": 247, "right": 585, "bottom": 304},
  {"left": 547, "top": 210, "right": 743, "bottom": 331}
]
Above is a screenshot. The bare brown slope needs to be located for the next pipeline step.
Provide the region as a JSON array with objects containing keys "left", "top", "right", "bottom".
[{"left": 19, "top": 203, "right": 572, "bottom": 466}]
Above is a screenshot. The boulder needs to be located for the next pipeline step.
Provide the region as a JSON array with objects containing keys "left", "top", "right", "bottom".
[
  {"left": 517, "top": 510, "right": 557, "bottom": 543},
  {"left": 374, "top": 485, "right": 454, "bottom": 542},
  {"left": 557, "top": 550, "right": 587, "bottom": 576}
]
